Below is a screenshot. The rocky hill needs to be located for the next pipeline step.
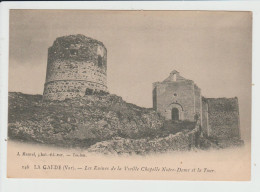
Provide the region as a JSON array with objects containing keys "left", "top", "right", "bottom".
[{"left": 8, "top": 92, "right": 198, "bottom": 150}]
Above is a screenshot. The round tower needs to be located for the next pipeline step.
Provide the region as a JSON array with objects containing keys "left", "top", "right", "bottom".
[{"left": 43, "top": 34, "right": 108, "bottom": 100}]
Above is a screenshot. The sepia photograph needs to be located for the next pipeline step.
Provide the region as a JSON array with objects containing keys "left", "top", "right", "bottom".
[{"left": 6, "top": 9, "right": 251, "bottom": 180}]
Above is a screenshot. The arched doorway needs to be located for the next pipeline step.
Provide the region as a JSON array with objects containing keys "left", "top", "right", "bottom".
[{"left": 171, "top": 108, "right": 179, "bottom": 120}]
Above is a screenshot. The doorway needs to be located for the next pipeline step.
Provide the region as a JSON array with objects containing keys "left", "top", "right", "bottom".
[{"left": 171, "top": 108, "right": 179, "bottom": 120}]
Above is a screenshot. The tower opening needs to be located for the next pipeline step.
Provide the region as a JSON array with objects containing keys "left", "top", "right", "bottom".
[
  {"left": 171, "top": 108, "right": 179, "bottom": 121},
  {"left": 98, "top": 55, "right": 103, "bottom": 67},
  {"left": 85, "top": 88, "right": 94, "bottom": 95},
  {"left": 70, "top": 49, "right": 78, "bottom": 56}
]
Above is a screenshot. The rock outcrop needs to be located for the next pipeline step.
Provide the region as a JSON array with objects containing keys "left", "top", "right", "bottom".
[{"left": 8, "top": 92, "right": 165, "bottom": 148}]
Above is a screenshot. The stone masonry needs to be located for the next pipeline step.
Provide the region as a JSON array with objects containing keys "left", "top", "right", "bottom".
[
  {"left": 153, "top": 70, "right": 202, "bottom": 122},
  {"left": 43, "top": 34, "right": 107, "bottom": 100},
  {"left": 202, "top": 97, "right": 241, "bottom": 139}
]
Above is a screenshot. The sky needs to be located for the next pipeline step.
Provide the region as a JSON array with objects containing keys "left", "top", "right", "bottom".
[{"left": 9, "top": 10, "right": 252, "bottom": 140}]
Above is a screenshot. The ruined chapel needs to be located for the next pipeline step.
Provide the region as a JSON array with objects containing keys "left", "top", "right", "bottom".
[{"left": 153, "top": 70, "right": 241, "bottom": 139}]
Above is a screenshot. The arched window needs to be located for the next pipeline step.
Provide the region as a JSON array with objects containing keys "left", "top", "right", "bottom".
[{"left": 171, "top": 108, "right": 179, "bottom": 121}]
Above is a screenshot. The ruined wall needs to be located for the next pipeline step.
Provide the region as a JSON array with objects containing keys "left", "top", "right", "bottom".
[
  {"left": 43, "top": 34, "right": 107, "bottom": 100},
  {"left": 203, "top": 97, "right": 240, "bottom": 139},
  {"left": 152, "top": 86, "right": 157, "bottom": 110},
  {"left": 154, "top": 80, "right": 196, "bottom": 121},
  {"left": 201, "top": 97, "right": 209, "bottom": 136},
  {"left": 88, "top": 129, "right": 199, "bottom": 154},
  {"left": 194, "top": 85, "right": 202, "bottom": 116}
]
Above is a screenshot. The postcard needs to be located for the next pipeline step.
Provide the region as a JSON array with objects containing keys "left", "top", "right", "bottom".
[{"left": 7, "top": 10, "right": 252, "bottom": 180}]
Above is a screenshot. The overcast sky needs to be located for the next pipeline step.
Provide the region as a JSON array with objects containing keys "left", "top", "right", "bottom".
[{"left": 9, "top": 10, "right": 252, "bottom": 140}]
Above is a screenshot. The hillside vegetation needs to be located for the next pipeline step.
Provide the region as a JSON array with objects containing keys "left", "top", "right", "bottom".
[{"left": 8, "top": 92, "right": 196, "bottom": 149}]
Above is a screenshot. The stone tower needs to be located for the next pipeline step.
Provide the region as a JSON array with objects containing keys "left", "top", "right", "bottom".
[{"left": 43, "top": 34, "right": 107, "bottom": 100}]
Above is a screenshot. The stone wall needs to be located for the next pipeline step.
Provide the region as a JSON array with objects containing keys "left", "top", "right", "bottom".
[
  {"left": 194, "top": 85, "right": 202, "bottom": 116},
  {"left": 43, "top": 34, "right": 107, "bottom": 100},
  {"left": 88, "top": 129, "right": 199, "bottom": 154},
  {"left": 202, "top": 97, "right": 240, "bottom": 139},
  {"left": 201, "top": 97, "right": 209, "bottom": 136},
  {"left": 43, "top": 80, "right": 107, "bottom": 100}
]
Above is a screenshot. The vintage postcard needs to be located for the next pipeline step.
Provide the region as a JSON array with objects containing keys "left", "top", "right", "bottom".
[{"left": 7, "top": 10, "right": 252, "bottom": 180}]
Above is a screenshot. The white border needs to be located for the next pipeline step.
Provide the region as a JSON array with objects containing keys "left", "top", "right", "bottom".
[{"left": 1, "top": 1, "right": 260, "bottom": 192}]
